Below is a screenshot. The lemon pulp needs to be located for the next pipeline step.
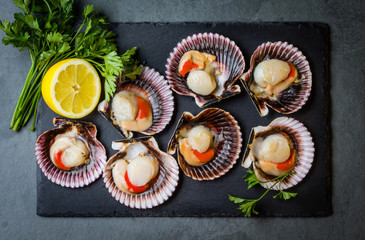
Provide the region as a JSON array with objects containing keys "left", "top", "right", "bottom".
[{"left": 42, "top": 59, "right": 101, "bottom": 119}]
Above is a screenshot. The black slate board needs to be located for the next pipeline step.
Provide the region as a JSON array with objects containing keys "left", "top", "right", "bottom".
[{"left": 36, "top": 22, "right": 331, "bottom": 217}]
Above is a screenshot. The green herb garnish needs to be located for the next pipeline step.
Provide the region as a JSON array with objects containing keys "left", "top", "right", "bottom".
[
  {"left": 0, "top": 0, "right": 141, "bottom": 131},
  {"left": 229, "top": 169, "right": 297, "bottom": 217}
]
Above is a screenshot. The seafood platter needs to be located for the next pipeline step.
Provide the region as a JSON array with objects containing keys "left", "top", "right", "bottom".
[{"left": 36, "top": 23, "right": 331, "bottom": 217}]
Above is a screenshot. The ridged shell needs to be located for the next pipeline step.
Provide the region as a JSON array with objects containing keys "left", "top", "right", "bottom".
[
  {"left": 241, "top": 41, "right": 312, "bottom": 116},
  {"left": 165, "top": 32, "right": 245, "bottom": 107},
  {"left": 168, "top": 108, "right": 242, "bottom": 180},
  {"left": 35, "top": 118, "right": 107, "bottom": 188},
  {"left": 103, "top": 137, "right": 179, "bottom": 209},
  {"left": 98, "top": 66, "right": 174, "bottom": 138},
  {"left": 242, "top": 117, "right": 314, "bottom": 190}
]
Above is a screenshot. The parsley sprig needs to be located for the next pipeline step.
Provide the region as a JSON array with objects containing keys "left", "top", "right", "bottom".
[
  {"left": 229, "top": 169, "right": 297, "bottom": 217},
  {"left": 0, "top": 0, "right": 141, "bottom": 131}
]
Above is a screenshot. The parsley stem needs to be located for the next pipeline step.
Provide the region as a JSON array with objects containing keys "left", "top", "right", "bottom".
[
  {"left": 10, "top": 60, "right": 37, "bottom": 128},
  {"left": 22, "top": 59, "right": 51, "bottom": 106},
  {"left": 260, "top": 173, "right": 289, "bottom": 184},
  {"left": 14, "top": 66, "right": 41, "bottom": 127},
  {"left": 256, "top": 180, "right": 280, "bottom": 201},
  {"left": 86, "top": 59, "right": 103, "bottom": 73},
  {"left": 20, "top": 93, "right": 36, "bottom": 127},
  {"left": 70, "top": 21, "right": 86, "bottom": 44},
  {"left": 85, "top": 59, "right": 101, "bottom": 66},
  {"left": 14, "top": 97, "right": 32, "bottom": 131},
  {"left": 12, "top": 117, "right": 22, "bottom": 132},
  {"left": 30, "top": 88, "right": 41, "bottom": 131},
  {"left": 20, "top": 81, "right": 41, "bottom": 113},
  {"left": 17, "top": 73, "right": 42, "bottom": 130},
  {"left": 43, "top": 0, "right": 52, "bottom": 13},
  {"left": 17, "top": 68, "right": 38, "bottom": 111}
]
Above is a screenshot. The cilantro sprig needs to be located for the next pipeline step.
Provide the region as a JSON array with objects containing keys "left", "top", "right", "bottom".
[
  {"left": 229, "top": 169, "right": 297, "bottom": 217},
  {"left": 0, "top": 0, "right": 141, "bottom": 131}
]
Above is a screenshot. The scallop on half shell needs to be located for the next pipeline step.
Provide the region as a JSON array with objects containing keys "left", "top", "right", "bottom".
[
  {"left": 103, "top": 137, "right": 179, "bottom": 209},
  {"left": 35, "top": 118, "right": 107, "bottom": 188},
  {"left": 98, "top": 66, "right": 174, "bottom": 139},
  {"left": 242, "top": 117, "right": 315, "bottom": 190},
  {"left": 165, "top": 33, "right": 245, "bottom": 107},
  {"left": 167, "top": 108, "right": 242, "bottom": 180},
  {"left": 241, "top": 41, "right": 312, "bottom": 116}
]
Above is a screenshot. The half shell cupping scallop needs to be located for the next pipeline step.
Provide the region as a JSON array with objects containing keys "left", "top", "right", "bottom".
[
  {"left": 35, "top": 118, "right": 107, "bottom": 188},
  {"left": 165, "top": 33, "right": 245, "bottom": 107},
  {"left": 98, "top": 66, "right": 174, "bottom": 138},
  {"left": 103, "top": 137, "right": 179, "bottom": 209},
  {"left": 241, "top": 41, "right": 312, "bottom": 116},
  {"left": 242, "top": 117, "right": 315, "bottom": 190},
  {"left": 168, "top": 108, "right": 242, "bottom": 180}
]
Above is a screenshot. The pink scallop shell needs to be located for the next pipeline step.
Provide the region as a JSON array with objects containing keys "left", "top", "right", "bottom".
[
  {"left": 165, "top": 32, "right": 245, "bottom": 107},
  {"left": 98, "top": 66, "right": 174, "bottom": 138},
  {"left": 168, "top": 108, "right": 242, "bottom": 180},
  {"left": 242, "top": 117, "right": 315, "bottom": 190},
  {"left": 241, "top": 41, "right": 312, "bottom": 116},
  {"left": 35, "top": 118, "right": 107, "bottom": 188},
  {"left": 103, "top": 137, "right": 179, "bottom": 209}
]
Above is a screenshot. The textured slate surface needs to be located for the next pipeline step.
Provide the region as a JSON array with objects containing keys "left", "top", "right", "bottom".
[
  {"left": 36, "top": 22, "right": 331, "bottom": 217},
  {"left": 1, "top": 0, "right": 365, "bottom": 239}
]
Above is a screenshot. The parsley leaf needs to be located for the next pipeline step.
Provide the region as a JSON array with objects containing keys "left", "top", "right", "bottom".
[
  {"left": 244, "top": 169, "right": 261, "bottom": 189},
  {"left": 229, "top": 195, "right": 259, "bottom": 217},
  {"left": 24, "top": 14, "right": 40, "bottom": 31},
  {"left": 229, "top": 170, "right": 297, "bottom": 217},
  {"left": 46, "top": 31, "right": 63, "bottom": 42},
  {"left": 273, "top": 191, "right": 297, "bottom": 200},
  {"left": 83, "top": 4, "right": 94, "bottom": 18},
  {"left": 13, "top": 0, "right": 31, "bottom": 14}
]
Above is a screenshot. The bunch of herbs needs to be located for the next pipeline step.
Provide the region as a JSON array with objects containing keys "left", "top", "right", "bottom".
[{"left": 0, "top": 0, "right": 141, "bottom": 131}]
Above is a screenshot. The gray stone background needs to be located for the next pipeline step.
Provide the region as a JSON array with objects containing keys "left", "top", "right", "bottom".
[{"left": 0, "top": 0, "right": 364, "bottom": 239}]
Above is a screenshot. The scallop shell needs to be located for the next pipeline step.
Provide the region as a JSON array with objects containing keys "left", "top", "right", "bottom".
[
  {"left": 98, "top": 66, "right": 174, "bottom": 138},
  {"left": 242, "top": 117, "right": 314, "bottom": 190},
  {"left": 168, "top": 108, "right": 242, "bottom": 180},
  {"left": 35, "top": 118, "right": 107, "bottom": 188},
  {"left": 103, "top": 137, "right": 179, "bottom": 209},
  {"left": 165, "top": 32, "right": 245, "bottom": 107},
  {"left": 241, "top": 41, "right": 312, "bottom": 116}
]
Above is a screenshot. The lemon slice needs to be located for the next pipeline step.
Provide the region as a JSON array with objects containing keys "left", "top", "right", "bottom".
[{"left": 42, "top": 59, "right": 101, "bottom": 119}]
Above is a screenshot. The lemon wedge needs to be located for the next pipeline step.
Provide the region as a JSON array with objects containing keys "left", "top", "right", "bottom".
[{"left": 41, "top": 59, "right": 101, "bottom": 119}]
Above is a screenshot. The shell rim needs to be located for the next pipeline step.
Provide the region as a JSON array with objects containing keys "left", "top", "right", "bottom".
[
  {"left": 167, "top": 107, "right": 243, "bottom": 181},
  {"left": 165, "top": 32, "right": 245, "bottom": 108},
  {"left": 240, "top": 41, "right": 312, "bottom": 116},
  {"left": 35, "top": 118, "right": 107, "bottom": 188},
  {"left": 242, "top": 117, "right": 315, "bottom": 190},
  {"left": 103, "top": 137, "right": 179, "bottom": 209},
  {"left": 98, "top": 65, "right": 174, "bottom": 138}
]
